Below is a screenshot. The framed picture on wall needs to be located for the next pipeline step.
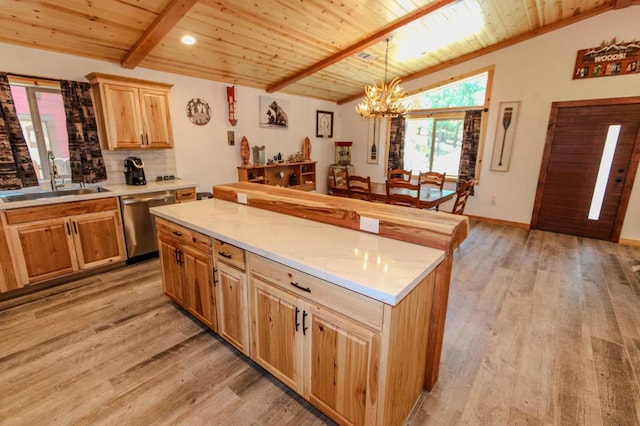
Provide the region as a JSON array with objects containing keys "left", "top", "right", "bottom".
[
  {"left": 316, "top": 110, "right": 333, "bottom": 138},
  {"left": 259, "top": 96, "right": 289, "bottom": 128},
  {"left": 490, "top": 101, "right": 520, "bottom": 172}
]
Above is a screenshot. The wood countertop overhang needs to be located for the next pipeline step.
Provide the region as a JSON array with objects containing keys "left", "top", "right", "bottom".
[
  {"left": 151, "top": 197, "right": 445, "bottom": 305},
  {"left": 0, "top": 180, "right": 198, "bottom": 210}
]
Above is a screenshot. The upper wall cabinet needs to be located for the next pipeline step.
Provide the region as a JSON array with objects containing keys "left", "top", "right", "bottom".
[{"left": 86, "top": 73, "right": 174, "bottom": 150}]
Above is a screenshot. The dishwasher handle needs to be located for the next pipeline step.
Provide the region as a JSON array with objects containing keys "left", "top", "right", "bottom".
[{"left": 121, "top": 195, "right": 175, "bottom": 205}]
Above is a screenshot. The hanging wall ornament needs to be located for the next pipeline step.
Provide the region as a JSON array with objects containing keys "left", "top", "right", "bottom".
[
  {"left": 186, "top": 98, "right": 211, "bottom": 125},
  {"left": 227, "top": 86, "right": 238, "bottom": 126}
]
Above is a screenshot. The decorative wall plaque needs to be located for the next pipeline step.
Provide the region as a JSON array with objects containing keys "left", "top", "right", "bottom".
[
  {"left": 186, "top": 98, "right": 211, "bottom": 125},
  {"left": 573, "top": 39, "right": 640, "bottom": 80}
]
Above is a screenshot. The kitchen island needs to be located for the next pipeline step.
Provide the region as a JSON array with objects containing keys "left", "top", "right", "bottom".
[{"left": 151, "top": 197, "right": 450, "bottom": 425}]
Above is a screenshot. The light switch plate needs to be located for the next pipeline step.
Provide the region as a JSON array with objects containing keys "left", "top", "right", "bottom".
[
  {"left": 237, "top": 193, "right": 248, "bottom": 204},
  {"left": 360, "top": 216, "right": 379, "bottom": 234}
]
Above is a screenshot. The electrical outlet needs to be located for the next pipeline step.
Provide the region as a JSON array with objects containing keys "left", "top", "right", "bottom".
[
  {"left": 360, "top": 216, "right": 379, "bottom": 234},
  {"left": 237, "top": 193, "right": 248, "bottom": 204}
]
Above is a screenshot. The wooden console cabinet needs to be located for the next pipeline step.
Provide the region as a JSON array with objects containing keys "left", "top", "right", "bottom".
[
  {"left": 2, "top": 198, "right": 126, "bottom": 286},
  {"left": 237, "top": 161, "right": 316, "bottom": 191}
]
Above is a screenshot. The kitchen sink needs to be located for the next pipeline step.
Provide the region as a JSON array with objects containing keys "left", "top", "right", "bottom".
[{"left": 0, "top": 187, "right": 111, "bottom": 202}]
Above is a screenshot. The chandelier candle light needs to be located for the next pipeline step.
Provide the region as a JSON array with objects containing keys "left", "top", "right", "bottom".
[{"left": 356, "top": 38, "right": 407, "bottom": 118}]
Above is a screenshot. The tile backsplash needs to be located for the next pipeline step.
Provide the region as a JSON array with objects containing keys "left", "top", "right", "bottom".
[{"left": 102, "top": 149, "right": 177, "bottom": 184}]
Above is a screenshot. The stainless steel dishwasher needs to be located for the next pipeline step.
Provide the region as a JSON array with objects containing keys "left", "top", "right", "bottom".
[{"left": 120, "top": 190, "right": 176, "bottom": 260}]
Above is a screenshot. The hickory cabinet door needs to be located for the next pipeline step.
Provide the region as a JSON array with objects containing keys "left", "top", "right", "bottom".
[
  {"left": 215, "top": 261, "right": 248, "bottom": 354},
  {"left": 249, "top": 275, "right": 304, "bottom": 394}
]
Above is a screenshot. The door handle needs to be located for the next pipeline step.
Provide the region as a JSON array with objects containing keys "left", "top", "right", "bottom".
[
  {"left": 72, "top": 221, "right": 78, "bottom": 234},
  {"left": 174, "top": 247, "right": 179, "bottom": 265},
  {"left": 213, "top": 267, "right": 218, "bottom": 286},
  {"left": 618, "top": 168, "right": 625, "bottom": 173},
  {"left": 66, "top": 222, "right": 71, "bottom": 235},
  {"left": 290, "top": 281, "right": 311, "bottom": 293},
  {"left": 615, "top": 177, "right": 623, "bottom": 183},
  {"left": 302, "top": 310, "right": 308, "bottom": 336},
  {"left": 295, "top": 307, "right": 300, "bottom": 332}
]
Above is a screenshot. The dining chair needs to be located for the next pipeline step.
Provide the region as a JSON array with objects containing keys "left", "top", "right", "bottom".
[
  {"left": 418, "top": 171, "right": 446, "bottom": 210},
  {"left": 347, "top": 175, "right": 372, "bottom": 201},
  {"left": 385, "top": 179, "right": 421, "bottom": 207},
  {"left": 387, "top": 168, "right": 412, "bottom": 182},
  {"left": 451, "top": 179, "right": 475, "bottom": 215},
  {"left": 418, "top": 171, "right": 446, "bottom": 189}
]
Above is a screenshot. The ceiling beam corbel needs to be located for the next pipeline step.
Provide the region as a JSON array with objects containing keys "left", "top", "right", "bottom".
[
  {"left": 266, "top": 0, "right": 457, "bottom": 94},
  {"left": 122, "top": 0, "right": 199, "bottom": 69}
]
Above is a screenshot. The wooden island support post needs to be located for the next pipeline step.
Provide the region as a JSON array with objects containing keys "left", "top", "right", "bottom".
[{"left": 212, "top": 182, "right": 469, "bottom": 390}]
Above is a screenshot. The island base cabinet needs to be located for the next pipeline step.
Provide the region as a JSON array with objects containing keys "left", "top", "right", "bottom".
[
  {"left": 214, "top": 261, "right": 249, "bottom": 355},
  {"left": 306, "top": 306, "right": 379, "bottom": 426},
  {"left": 249, "top": 275, "right": 378, "bottom": 425},
  {"left": 159, "top": 235, "right": 184, "bottom": 303},
  {"left": 250, "top": 276, "right": 304, "bottom": 393},
  {"left": 157, "top": 220, "right": 216, "bottom": 331}
]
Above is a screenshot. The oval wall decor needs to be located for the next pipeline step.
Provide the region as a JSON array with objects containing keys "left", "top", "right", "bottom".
[{"left": 186, "top": 98, "right": 211, "bottom": 126}]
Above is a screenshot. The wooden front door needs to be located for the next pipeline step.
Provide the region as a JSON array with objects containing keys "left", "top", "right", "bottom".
[{"left": 532, "top": 97, "right": 640, "bottom": 241}]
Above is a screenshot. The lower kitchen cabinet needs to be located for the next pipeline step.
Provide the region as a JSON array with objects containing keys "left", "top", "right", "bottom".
[
  {"left": 157, "top": 219, "right": 216, "bottom": 331},
  {"left": 4, "top": 198, "right": 126, "bottom": 286},
  {"left": 250, "top": 273, "right": 378, "bottom": 425},
  {"left": 213, "top": 239, "right": 249, "bottom": 355}
]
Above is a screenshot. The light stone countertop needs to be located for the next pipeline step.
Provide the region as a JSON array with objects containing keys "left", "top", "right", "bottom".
[
  {"left": 0, "top": 179, "right": 199, "bottom": 210},
  {"left": 151, "top": 198, "right": 445, "bottom": 306}
]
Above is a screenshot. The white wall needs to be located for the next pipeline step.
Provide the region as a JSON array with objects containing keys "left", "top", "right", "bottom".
[
  {"left": 0, "top": 43, "right": 337, "bottom": 193},
  {"left": 340, "top": 7, "right": 640, "bottom": 241}
]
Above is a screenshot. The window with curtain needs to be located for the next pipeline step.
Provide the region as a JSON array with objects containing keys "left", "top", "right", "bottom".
[
  {"left": 9, "top": 81, "right": 70, "bottom": 180},
  {"left": 400, "top": 69, "right": 491, "bottom": 178}
]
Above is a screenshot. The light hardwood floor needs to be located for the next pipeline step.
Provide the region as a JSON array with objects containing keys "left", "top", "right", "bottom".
[{"left": 1, "top": 221, "right": 639, "bottom": 425}]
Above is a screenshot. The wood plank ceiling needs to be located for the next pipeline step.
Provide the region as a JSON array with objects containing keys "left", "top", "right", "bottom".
[{"left": 0, "top": 0, "right": 636, "bottom": 103}]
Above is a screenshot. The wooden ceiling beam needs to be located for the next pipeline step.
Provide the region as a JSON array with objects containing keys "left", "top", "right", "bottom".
[
  {"left": 121, "top": 0, "right": 199, "bottom": 69},
  {"left": 613, "top": 0, "right": 632, "bottom": 9},
  {"left": 337, "top": 3, "right": 615, "bottom": 105},
  {"left": 266, "top": 0, "right": 457, "bottom": 94}
]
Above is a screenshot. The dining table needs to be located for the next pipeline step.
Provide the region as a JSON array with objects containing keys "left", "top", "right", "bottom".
[{"left": 330, "top": 181, "right": 456, "bottom": 210}]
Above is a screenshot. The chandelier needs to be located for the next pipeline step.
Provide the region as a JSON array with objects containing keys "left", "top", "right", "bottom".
[{"left": 355, "top": 38, "right": 407, "bottom": 118}]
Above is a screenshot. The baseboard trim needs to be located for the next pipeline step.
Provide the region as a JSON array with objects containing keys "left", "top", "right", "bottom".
[
  {"left": 619, "top": 238, "right": 640, "bottom": 247},
  {"left": 466, "top": 215, "right": 530, "bottom": 229}
]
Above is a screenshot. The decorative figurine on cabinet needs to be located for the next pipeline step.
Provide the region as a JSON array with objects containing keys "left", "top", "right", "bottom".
[
  {"left": 303, "top": 136, "right": 312, "bottom": 161},
  {"left": 240, "top": 136, "right": 250, "bottom": 166}
]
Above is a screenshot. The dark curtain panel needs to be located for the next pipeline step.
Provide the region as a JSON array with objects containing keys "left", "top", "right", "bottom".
[
  {"left": 457, "top": 109, "right": 483, "bottom": 193},
  {"left": 387, "top": 115, "right": 406, "bottom": 171},
  {"left": 60, "top": 80, "right": 107, "bottom": 184},
  {"left": 0, "top": 73, "right": 39, "bottom": 190}
]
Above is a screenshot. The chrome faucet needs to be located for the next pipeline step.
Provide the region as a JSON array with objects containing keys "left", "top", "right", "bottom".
[{"left": 48, "top": 151, "right": 63, "bottom": 191}]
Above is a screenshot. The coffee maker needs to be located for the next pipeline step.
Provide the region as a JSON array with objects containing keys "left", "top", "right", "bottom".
[{"left": 124, "top": 157, "right": 146, "bottom": 185}]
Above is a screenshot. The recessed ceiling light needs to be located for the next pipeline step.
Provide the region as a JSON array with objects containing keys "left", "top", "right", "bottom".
[{"left": 181, "top": 35, "right": 196, "bottom": 45}]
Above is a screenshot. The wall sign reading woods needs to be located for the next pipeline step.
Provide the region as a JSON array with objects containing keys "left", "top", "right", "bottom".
[{"left": 573, "top": 39, "right": 640, "bottom": 80}]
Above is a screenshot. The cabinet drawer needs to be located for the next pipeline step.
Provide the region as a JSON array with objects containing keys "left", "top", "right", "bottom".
[
  {"left": 176, "top": 187, "right": 196, "bottom": 203},
  {"left": 214, "top": 240, "right": 245, "bottom": 270},
  {"left": 5, "top": 198, "right": 118, "bottom": 225},
  {"left": 248, "top": 253, "right": 383, "bottom": 331},
  {"left": 156, "top": 218, "right": 211, "bottom": 253}
]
